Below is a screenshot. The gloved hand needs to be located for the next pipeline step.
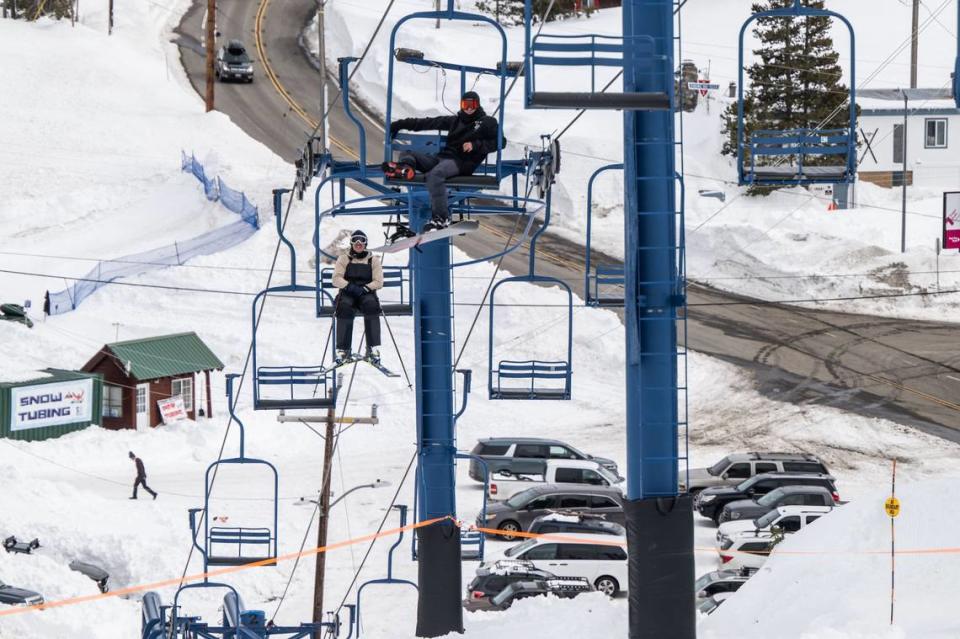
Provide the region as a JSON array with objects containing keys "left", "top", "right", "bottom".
[
  {"left": 344, "top": 283, "right": 365, "bottom": 298},
  {"left": 389, "top": 121, "right": 403, "bottom": 139}
]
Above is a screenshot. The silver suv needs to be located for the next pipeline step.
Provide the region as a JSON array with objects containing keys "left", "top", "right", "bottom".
[
  {"left": 682, "top": 452, "right": 828, "bottom": 495},
  {"left": 468, "top": 437, "right": 618, "bottom": 482}
]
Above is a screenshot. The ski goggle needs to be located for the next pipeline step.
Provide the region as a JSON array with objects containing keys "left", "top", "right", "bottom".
[
  {"left": 351, "top": 236, "right": 367, "bottom": 245},
  {"left": 460, "top": 97, "right": 480, "bottom": 111}
]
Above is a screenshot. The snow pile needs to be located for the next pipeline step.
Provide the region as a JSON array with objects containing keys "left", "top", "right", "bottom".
[
  {"left": 317, "top": 0, "right": 960, "bottom": 321},
  {"left": 700, "top": 477, "right": 960, "bottom": 639}
]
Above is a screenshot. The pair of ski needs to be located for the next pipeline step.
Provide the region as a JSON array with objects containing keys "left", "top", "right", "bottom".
[{"left": 326, "top": 354, "right": 399, "bottom": 378}]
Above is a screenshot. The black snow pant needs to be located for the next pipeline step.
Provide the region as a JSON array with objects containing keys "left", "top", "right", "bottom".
[
  {"left": 398, "top": 151, "right": 460, "bottom": 222},
  {"left": 335, "top": 292, "right": 381, "bottom": 351},
  {"left": 133, "top": 476, "right": 157, "bottom": 499}
]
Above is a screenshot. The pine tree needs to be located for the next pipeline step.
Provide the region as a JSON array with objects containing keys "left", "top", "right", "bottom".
[
  {"left": 474, "top": 0, "right": 592, "bottom": 27},
  {"left": 721, "top": 0, "right": 849, "bottom": 192},
  {"left": 4, "top": 0, "right": 74, "bottom": 20}
]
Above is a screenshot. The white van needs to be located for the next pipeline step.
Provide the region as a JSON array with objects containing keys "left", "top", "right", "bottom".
[{"left": 490, "top": 533, "right": 628, "bottom": 596}]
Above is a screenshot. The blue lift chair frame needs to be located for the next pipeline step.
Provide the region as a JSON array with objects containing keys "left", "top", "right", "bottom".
[
  {"left": 142, "top": 586, "right": 332, "bottom": 639},
  {"left": 383, "top": 7, "right": 516, "bottom": 186},
  {"left": 253, "top": 189, "right": 338, "bottom": 411},
  {"left": 736, "top": 0, "right": 857, "bottom": 186},
  {"left": 353, "top": 505, "right": 418, "bottom": 638},
  {"left": 487, "top": 188, "right": 573, "bottom": 400},
  {"left": 584, "top": 163, "right": 625, "bottom": 307},
  {"left": 522, "top": 0, "right": 672, "bottom": 110},
  {"left": 189, "top": 374, "right": 279, "bottom": 571}
]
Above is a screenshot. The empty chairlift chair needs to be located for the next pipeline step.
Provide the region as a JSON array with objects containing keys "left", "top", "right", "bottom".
[
  {"left": 584, "top": 163, "right": 625, "bottom": 307},
  {"left": 189, "top": 375, "right": 279, "bottom": 571},
  {"left": 736, "top": 0, "right": 857, "bottom": 186},
  {"left": 522, "top": 0, "right": 672, "bottom": 110},
  {"left": 488, "top": 276, "right": 573, "bottom": 400}
]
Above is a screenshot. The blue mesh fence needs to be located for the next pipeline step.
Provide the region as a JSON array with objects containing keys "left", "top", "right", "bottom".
[{"left": 46, "top": 155, "right": 261, "bottom": 315}]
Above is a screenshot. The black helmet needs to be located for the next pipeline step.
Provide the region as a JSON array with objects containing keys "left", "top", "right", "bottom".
[{"left": 460, "top": 91, "right": 480, "bottom": 112}]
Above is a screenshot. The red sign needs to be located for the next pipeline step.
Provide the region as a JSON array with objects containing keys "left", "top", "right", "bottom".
[
  {"left": 157, "top": 396, "right": 187, "bottom": 424},
  {"left": 945, "top": 192, "right": 960, "bottom": 250},
  {"left": 698, "top": 79, "right": 709, "bottom": 97}
]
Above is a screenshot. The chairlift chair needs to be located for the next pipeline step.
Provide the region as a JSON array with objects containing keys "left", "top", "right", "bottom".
[
  {"left": 522, "top": 0, "right": 672, "bottom": 110},
  {"left": 584, "top": 163, "right": 625, "bottom": 307},
  {"left": 487, "top": 275, "right": 573, "bottom": 400},
  {"left": 736, "top": 0, "right": 857, "bottom": 186}
]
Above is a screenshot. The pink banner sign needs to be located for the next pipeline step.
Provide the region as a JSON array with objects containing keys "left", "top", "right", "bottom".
[{"left": 945, "top": 192, "right": 960, "bottom": 250}]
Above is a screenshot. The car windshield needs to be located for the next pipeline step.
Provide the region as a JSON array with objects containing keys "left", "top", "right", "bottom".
[
  {"left": 694, "top": 572, "right": 718, "bottom": 591},
  {"left": 754, "top": 509, "right": 781, "bottom": 528},
  {"left": 757, "top": 488, "right": 786, "bottom": 506},
  {"left": 707, "top": 457, "right": 731, "bottom": 476},
  {"left": 735, "top": 476, "right": 757, "bottom": 491},
  {"left": 506, "top": 490, "right": 538, "bottom": 508},
  {"left": 504, "top": 539, "right": 538, "bottom": 558}
]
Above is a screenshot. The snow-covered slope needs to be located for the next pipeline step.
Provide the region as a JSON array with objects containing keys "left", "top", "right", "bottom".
[{"left": 1, "top": 2, "right": 959, "bottom": 638}]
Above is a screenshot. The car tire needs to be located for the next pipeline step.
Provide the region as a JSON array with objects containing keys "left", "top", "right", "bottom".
[
  {"left": 497, "top": 520, "right": 521, "bottom": 541},
  {"left": 595, "top": 576, "right": 619, "bottom": 597}
]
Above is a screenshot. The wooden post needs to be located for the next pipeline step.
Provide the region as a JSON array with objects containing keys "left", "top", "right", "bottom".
[
  {"left": 204, "top": 0, "right": 215, "bottom": 112},
  {"left": 107, "top": 0, "right": 113, "bottom": 34},
  {"left": 312, "top": 407, "right": 336, "bottom": 637},
  {"left": 205, "top": 369, "right": 213, "bottom": 418},
  {"left": 910, "top": 0, "right": 919, "bottom": 89}
]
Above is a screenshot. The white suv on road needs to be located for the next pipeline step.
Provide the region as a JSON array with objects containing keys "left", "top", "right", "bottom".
[{"left": 489, "top": 533, "right": 628, "bottom": 596}]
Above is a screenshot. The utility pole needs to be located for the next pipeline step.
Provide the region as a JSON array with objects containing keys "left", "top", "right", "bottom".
[
  {"left": 317, "top": 0, "right": 328, "bottom": 151},
  {"left": 435, "top": 0, "right": 440, "bottom": 28},
  {"left": 910, "top": 0, "right": 920, "bottom": 88},
  {"left": 204, "top": 0, "right": 215, "bottom": 112},
  {"left": 107, "top": 0, "right": 113, "bottom": 34},
  {"left": 277, "top": 405, "right": 379, "bottom": 638},
  {"left": 901, "top": 90, "right": 909, "bottom": 253}
]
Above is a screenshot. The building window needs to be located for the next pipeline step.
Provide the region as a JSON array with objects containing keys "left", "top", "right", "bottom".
[
  {"left": 892, "top": 123, "right": 904, "bottom": 163},
  {"left": 925, "top": 118, "right": 947, "bottom": 148},
  {"left": 172, "top": 377, "right": 194, "bottom": 411},
  {"left": 103, "top": 384, "right": 123, "bottom": 418}
]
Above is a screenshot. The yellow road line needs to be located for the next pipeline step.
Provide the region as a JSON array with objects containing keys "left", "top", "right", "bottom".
[{"left": 254, "top": 0, "right": 358, "bottom": 160}]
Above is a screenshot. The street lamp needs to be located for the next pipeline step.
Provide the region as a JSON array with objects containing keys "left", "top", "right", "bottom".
[
  {"left": 296, "top": 478, "right": 391, "bottom": 514},
  {"left": 296, "top": 477, "right": 391, "bottom": 637}
]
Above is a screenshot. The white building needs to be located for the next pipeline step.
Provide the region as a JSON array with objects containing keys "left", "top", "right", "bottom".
[{"left": 857, "top": 88, "right": 960, "bottom": 188}]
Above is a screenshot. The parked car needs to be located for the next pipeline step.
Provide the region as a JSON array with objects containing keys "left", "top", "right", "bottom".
[
  {"left": 69, "top": 560, "right": 110, "bottom": 593},
  {"left": 488, "top": 459, "right": 624, "bottom": 501},
  {"left": 681, "top": 452, "right": 829, "bottom": 494},
  {"left": 694, "top": 567, "right": 756, "bottom": 603},
  {"left": 717, "top": 531, "right": 778, "bottom": 570},
  {"left": 215, "top": 40, "right": 254, "bottom": 82},
  {"left": 694, "top": 473, "right": 839, "bottom": 524},
  {"left": 528, "top": 511, "right": 626, "bottom": 537},
  {"left": 717, "top": 506, "right": 832, "bottom": 553},
  {"left": 493, "top": 533, "right": 628, "bottom": 596},
  {"left": 718, "top": 486, "right": 837, "bottom": 523},
  {"left": 469, "top": 437, "right": 619, "bottom": 482},
  {"left": 463, "top": 560, "right": 591, "bottom": 612},
  {"left": 480, "top": 485, "right": 625, "bottom": 541},
  {"left": 697, "top": 593, "right": 732, "bottom": 616},
  {"left": 0, "top": 581, "right": 43, "bottom": 607}
]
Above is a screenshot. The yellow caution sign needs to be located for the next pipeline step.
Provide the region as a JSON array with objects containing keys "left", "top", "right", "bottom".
[{"left": 885, "top": 497, "right": 901, "bottom": 518}]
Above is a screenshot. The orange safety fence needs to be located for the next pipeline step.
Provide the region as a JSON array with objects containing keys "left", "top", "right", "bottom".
[{"left": 0, "top": 516, "right": 451, "bottom": 618}]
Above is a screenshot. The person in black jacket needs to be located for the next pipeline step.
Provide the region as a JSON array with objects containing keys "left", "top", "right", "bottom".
[
  {"left": 129, "top": 452, "right": 157, "bottom": 500},
  {"left": 386, "top": 91, "right": 501, "bottom": 230}
]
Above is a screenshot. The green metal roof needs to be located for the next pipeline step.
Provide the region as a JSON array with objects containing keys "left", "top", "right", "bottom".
[{"left": 106, "top": 332, "right": 224, "bottom": 381}]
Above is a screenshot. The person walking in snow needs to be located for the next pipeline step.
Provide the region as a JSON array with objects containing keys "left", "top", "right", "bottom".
[
  {"left": 129, "top": 451, "right": 157, "bottom": 500},
  {"left": 384, "top": 91, "right": 502, "bottom": 230},
  {"left": 332, "top": 230, "right": 383, "bottom": 364}
]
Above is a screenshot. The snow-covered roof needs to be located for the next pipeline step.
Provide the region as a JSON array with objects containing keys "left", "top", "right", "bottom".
[{"left": 857, "top": 87, "right": 959, "bottom": 114}]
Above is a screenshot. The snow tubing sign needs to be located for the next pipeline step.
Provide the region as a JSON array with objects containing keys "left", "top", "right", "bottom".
[
  {"left": 11, "top": 379, "right": 93, "bottom": 431},
  {"left": 944, "top": 192, "right": 960, "bottom": 250}
]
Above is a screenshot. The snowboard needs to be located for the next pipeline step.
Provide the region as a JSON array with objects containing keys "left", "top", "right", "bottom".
[
  {"left": 326, "top": 354, "right": 400, "bottom": 378},
  {"left": 370, "top": 220, "right": 480, "bottom": 254}
]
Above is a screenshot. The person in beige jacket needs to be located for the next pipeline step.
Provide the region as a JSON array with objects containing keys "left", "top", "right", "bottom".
[{"left": 332, "top": 230, "right": 383, "bottom": 362}]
